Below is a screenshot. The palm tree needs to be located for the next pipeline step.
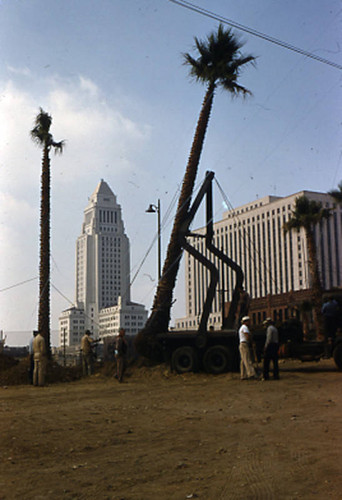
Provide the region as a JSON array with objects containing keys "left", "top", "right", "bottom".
[
  {"left": 329, "top": 181, "right": 342, "bottom": 204},
  {"left": 283, "top": 195, "right": 330, "bottom": 338},
  {"left": 31, "top": 108, "right": 64, "bottom": 356},
  {"left": 136, "top": 25, "right": 255, "bottom": 357}
]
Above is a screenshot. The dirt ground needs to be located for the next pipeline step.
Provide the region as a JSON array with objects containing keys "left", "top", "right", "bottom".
[{"left": 0, "top": 358, "right": 341, "bottom": 500}]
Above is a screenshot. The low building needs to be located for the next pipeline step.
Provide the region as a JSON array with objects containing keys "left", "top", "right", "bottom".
[
  {"left": 99, "top": 296, "right": 148, "bottom": 338},
  {"left": 59, "top": 307, "right": 85, "bottom": 347}
]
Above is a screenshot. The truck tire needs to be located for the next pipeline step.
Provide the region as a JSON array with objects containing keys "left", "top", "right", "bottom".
[
  {"left": 172, "top": 346, "right": 197, "bottom": 374},
  {"left": 203, "top": 345, "right": 232, "bottom": 374},
  {"left": 333, "top": 343, "right": 342, "bottom": 370}
]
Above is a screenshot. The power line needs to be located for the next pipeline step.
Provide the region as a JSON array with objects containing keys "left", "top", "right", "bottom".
[
  {"left": 169, "top": 0, "right": 342, "bottom": 71},
  {"left": 0, "top": 277, "right": 38, "bottom": 293}
]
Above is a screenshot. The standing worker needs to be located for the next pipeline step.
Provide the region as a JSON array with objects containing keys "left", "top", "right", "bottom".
[
  {"left": 115, "top": 328, "right": 127, "bottom": 383},
  {"left": 81, "top": 330, "right": 95, "bottom": 376},
  {"left": 33, "top": 330, "right": 47, "bottom": 386},
  {"left": 238, "top": 316, "right": 257, "bottom": 380},
  {"left": 322, "top": 297, "right": 339, "bottom": 341},
  {"left": 236, "top": 287, "right": 251, "bottom": 327},
  {"left": 263, "top": 318, "right": 280, "bottom": 380},
  {"left": 28, "top": 330, "right": 38, "bottom": 384}
]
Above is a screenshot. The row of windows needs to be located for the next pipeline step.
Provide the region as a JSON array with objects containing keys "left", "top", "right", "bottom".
[
  {"left": 226, "top": 204, "right": 292, "bottom": 220},
  {"left": 100, "top": 226, "right": 118, "bottom": 232},
  {"left": 99, "top": 210, "right": 118, "bottom": 224}
]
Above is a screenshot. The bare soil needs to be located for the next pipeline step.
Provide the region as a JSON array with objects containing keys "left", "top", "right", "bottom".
[{"left": 0, "top": 359, "right": 341, "bottom": 500}]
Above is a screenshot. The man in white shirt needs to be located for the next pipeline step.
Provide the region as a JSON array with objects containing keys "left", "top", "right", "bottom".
[{"left": 238, "top": 316, "right": 256, "bottom": 380}]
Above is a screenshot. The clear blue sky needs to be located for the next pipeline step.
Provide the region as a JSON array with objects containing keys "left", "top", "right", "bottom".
[{"left": 0, "top": 0, "right": 341, "bottom": 345}]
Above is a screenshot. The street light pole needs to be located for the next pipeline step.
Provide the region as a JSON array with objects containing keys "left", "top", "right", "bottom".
[
  {"left": 63, "top": 328, "right": 66, "bottom": 367},
  {"left": 146, "top": 199, "right": 161, "bottom": 281}
]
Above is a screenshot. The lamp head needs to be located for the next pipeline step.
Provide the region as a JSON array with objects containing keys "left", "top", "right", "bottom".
[{"left": 146, "top": 204, "right": 156, "bottom": 213}]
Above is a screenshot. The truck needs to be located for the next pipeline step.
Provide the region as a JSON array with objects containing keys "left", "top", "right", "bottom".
[
  {"left": 138, "top": 171, "right": 342, "bottom": 374},
  {"left": 276, "top": 315, "right": 342, "bottom": 369},
  {"left": 141, "top": 170, "right": 254, "bottom": 374}
]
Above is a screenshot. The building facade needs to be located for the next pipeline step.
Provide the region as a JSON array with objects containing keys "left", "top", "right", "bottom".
[
  {"left": 175, "top": 190, "right": 342, "bottom": 330},
  {"left": 99, "top": 296, "right": 147, "bottom": 337},
  {"left": 59, "top": 180, "right": 147, "bottom": 346}
]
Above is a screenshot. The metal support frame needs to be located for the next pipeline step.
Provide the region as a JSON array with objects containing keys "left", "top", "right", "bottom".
[{"left": 179, "top": 171, "right": 244, "bottom": 332}]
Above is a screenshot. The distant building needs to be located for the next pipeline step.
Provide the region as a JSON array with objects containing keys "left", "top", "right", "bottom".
[
  {"left": 59, "top": 306, "right": 85, "bottom": 347},
  {"left": 175, "top": 190, "right": 342, "bottom": 330},
  {"left": 59, "top": 180, "right": 147, "bottom": 346},
  {"left": 99, "top": 296, "right": 147, "bottom": 337}
]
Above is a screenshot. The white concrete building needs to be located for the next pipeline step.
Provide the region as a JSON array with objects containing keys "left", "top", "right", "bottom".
[
  {"left": 175, "top": 190, "right": 342, "bottom": 330},
  {"left": 99, "top": 296, "right": 147, "bottom": 337},
  {"left": 59, "top": 180, "right": 147, "bottom": 346}
]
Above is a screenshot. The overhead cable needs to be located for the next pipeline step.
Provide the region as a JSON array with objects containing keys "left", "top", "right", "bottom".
[
  {"left": 169, "top": 0, "right": 342, "bottom": 71},
  {"left": 0, "top": 276, "right": 38, "bottom": 293}
]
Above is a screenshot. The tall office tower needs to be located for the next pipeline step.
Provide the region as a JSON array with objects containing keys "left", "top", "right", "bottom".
[
  {"left": 75, "top": 180, "right": 130, "bottom": 327},
  {"left": 175, "top": 190, "right": 342, "bottom": 330},
  {"left": 59, "top": 180, "right": 147, "bottom": 346}
]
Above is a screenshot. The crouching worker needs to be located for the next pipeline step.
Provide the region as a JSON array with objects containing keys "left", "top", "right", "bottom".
[{"left": 115, "top": 328, "right": 127, "bottom": 383}]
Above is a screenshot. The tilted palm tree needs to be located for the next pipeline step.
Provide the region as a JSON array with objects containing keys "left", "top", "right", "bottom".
[
  {"left": 136, "top": 25, "right": 255, "bottom": 357},
  {"left": 283, "top": 195, "right": 331, "bottom": 338},
  {"left": 31, "top": 108, "right": 64, "bottom": 356},
  {"left": 329, "top": 181, "right": 342, "bottom": 204}
]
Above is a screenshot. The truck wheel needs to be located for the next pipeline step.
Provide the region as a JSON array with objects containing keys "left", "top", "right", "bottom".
[
  {"left": 172, "top": 346, "right": 197, "bottom": 374},
  {"left": 333, "top": 343, "right": 342, "bottom": 370},
  {"left": 203, "top": 345, "right": 232, "bottom": 374}
]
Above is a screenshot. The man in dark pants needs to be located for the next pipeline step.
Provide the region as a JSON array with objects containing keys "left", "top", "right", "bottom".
[
  {"left": 115, "top": 328, "right": 127, "bottom": 382},
  {"left": 263, "top": 318, "right": 279, "bottom": 380},
  {"left": 236, "top": 287, "right": 251, "bottom": 328}
]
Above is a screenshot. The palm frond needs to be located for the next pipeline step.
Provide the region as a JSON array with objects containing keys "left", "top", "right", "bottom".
[
  {"left": 283, "top": 195, "right": 331, "bottom": 233},
  {"left": 30, "top": 108, "right": 64, "bottom": 152},
  {"left": 183, "top": 24, "right": 256, "bottom": 92},
  {"left": 328, "top": 181, "right": 342, "bottom": 203},
  {"left": 52, "top": 140, "right": 65, "bottom": 155}
]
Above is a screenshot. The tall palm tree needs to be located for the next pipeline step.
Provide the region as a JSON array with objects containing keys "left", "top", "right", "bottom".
[
  {"left": 136, "top": 25, "right": 255, "bottom": 357},
  {"left": 329, "top": 181, "right": 342, "bottom": 204},
  {"left": 31, "top": 108, "right": 64, "bottom": 356},
  {"left": 283, "top": 195, "right": 330, "bottom": 338}
]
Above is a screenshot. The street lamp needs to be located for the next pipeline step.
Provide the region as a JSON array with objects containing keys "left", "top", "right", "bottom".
[{"left": 146, "top": 199, "right": 161, "bottom": 281}]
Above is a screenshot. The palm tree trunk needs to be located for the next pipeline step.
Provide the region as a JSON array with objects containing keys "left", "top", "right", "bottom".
[
  {"left": 136, "top": 83, "right": 216, "bottom": 356},
  {"left": 305, "top": 227, "right": 324, "bottom": 338},
  {"left": 38, "top": 145, "right": 51, "bottom": 357}
]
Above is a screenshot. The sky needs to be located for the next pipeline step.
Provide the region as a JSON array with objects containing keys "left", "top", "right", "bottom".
[{"left": 0, "top": 0, "right": 341, "bottom": 346}]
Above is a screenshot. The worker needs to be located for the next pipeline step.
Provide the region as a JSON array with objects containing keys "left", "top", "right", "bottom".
[
  {"left": 81, "top": 330, "right": 95, "bottom": 376},
  {"left": 236, "top": 287, "right": 251, "bottom": 326},
  {"left": 115, "top": 328, "right": 127, "bottom": 383},
  {"left": 262, "top": 318, "right": 280, "bottom": 380},
  {"left": 238, "top": 316, "right": 257, "bottom": 380},
  {"left": 28, "top": 330, "right": 38, "bottom": 384},
  {"left": 33, "top": 330, "right": 47, "bottom": 386},
  {"left": 322, "top": 297, "right": 339, "bottom": 341}
]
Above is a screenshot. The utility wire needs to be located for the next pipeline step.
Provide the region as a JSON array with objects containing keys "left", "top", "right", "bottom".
[
  {"left": 0, "top": 277, "right": 38, "bottom": 293},
  {"left": 169, "top": 0, "right": 342, "bottom": 71}
]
